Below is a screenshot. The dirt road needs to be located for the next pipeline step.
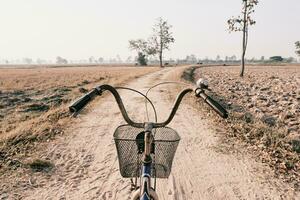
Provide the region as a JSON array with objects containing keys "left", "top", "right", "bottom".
[{"left": 20, "top": 68, "right": 299, "bottom": 199}]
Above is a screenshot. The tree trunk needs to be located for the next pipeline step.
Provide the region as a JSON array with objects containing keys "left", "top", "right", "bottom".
[
  {"left": 159, "top": 28, "right": 163, "bottom": 67},
  {"left": 240, "top": 0, "right": 248, "bottom": 77},
  {"left": 159, "top": 52, "right": 163, "bottom": 67},
  {"left": 241, "top": 24, "right": 246, "bottom": 77},
  {"left": 241, "top": 51, "right": 245, "bottom": 77}
]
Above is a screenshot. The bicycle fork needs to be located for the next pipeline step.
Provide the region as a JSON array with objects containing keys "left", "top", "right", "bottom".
[
  {"left": 139, "top": 164, "right": 153, "bottom": 199},
  {"left": 132, "top": 160, "right": 159, "bottom": 200}
]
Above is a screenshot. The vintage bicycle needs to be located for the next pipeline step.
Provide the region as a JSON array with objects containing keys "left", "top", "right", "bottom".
[{"left": 69, "top": 79, "right": 228, "bottom": 200}]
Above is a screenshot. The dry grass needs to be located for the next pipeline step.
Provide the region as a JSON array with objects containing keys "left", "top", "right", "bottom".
[
  {"left": 0, "top": 65, "right": 159, "bottom": 170},
  {"left": 0, "top": 65, "right": 156, "bottom": 91},
  {"left": 181, "top": 65, "right": 300, "bottom": 189}
]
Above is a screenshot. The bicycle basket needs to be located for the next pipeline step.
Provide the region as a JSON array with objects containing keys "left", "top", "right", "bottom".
[{"left": 113, "top": 125, "right": 180, "bottom": 179}]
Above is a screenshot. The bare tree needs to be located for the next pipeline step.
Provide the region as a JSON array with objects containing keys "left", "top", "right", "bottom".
[
  {"left": 295, "top": 41, "right": 300, "bottom": 58},
  {"left": 228, "top": 0, "right": 258, "bottom": 77},
  {"left": 149, "top": 17, "right": 175, "bottom": 67},
  {"left": 129, "top": 17, "right": 175, "bottom": 67}
]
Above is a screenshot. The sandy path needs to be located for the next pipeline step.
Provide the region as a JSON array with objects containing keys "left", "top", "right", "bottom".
[{"left": 21, "top": 68, "right": 299, "bottom": 199}]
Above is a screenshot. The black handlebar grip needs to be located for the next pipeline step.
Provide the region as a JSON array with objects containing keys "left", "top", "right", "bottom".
[
  {"left": 197, "top": 90, "right": 228, "bottom": 119},
  {"left": 69, "top": 89, "right": 101, "bottom": 113},
  {"left": 205, "top": 95, "right": 228, "bottom": 118}
]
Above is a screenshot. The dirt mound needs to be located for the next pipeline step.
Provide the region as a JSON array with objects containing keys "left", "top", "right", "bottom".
[{"left": 190, "top": 65, "right": 300, "bottom": 189}]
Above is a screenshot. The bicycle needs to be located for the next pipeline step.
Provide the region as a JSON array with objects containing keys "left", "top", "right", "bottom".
[{"left": 69, "top": 79, "right": 228, "bottom": 200}]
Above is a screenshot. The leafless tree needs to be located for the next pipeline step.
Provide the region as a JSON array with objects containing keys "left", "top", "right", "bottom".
[
  {"left": 228, "top": 0, "right": 259, "bottom": 77},
  {"left": 149, "top": 17, "right": 175, "bottom": 67},
  {"left": 129, "top": 17, "right": 175, "bottom": 67}
]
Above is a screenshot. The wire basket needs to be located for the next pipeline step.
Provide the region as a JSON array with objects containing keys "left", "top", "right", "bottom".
[{"left": 113, "top": 125, "right": 180, "bottom": 179}]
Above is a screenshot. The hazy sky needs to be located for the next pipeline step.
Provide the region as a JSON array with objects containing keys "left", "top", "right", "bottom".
[{"left": 0, "top": 0, "right": 299, "bottom": 61}]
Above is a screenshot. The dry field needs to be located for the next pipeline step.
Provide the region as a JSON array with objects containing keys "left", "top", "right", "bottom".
[
  {"left": 2, "top": 67, "right": 299, "bottom": 199},
  {"left": 189, "top": 65, "right": 300, "bottom": 187},
  {"left": 1, "top": 66, "right": 300, "bottom": 199},
  {"left": 0, "top": 66, "right": 158, "bottom": 171}
]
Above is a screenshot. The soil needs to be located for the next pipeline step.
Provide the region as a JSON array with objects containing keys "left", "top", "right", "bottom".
[{"left": 1, "top": 67, "right": 299, "bottom": 199}]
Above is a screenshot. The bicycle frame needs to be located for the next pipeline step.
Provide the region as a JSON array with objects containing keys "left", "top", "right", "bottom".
[
  {"left": 131, "top": 123, "right": 159, "bottom": 200},
  {"left": 139, "top": 136, "right": 153, "bottom": 199}
]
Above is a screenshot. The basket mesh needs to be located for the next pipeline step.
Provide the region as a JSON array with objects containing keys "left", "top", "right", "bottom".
[{"left": 113, "top": 125, "right": 180, "bottom": 178}]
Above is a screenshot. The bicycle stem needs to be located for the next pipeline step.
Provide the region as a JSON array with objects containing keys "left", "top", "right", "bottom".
[{"left": 144, "top": 123, "right": 153, "bottom": 158}]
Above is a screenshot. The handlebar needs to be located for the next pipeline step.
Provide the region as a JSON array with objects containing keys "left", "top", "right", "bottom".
[
  {"left": 69, "top": 84, "right": 228, "bottom": 128},
  {"left": 195, "top": 88, "right": 228, "bottom": 118},
  {"left": 70, "top": 84, "right": 193, "bottom": 128},
  {"left": 69, "top": 88, "right": 101, "bottom": 113}
]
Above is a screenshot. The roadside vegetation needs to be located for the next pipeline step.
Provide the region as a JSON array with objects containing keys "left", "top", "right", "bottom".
[
  {"left": 0, "top": 66, "right": 158, "bottom": 173},
  {"left": 182, "top": 65, "right": 300, "bottom": 190}
]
